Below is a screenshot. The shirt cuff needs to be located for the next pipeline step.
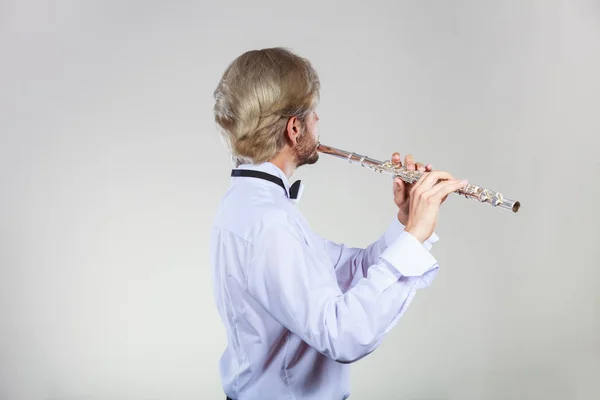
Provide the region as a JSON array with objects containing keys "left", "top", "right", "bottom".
[
  {"left": 423, "top": 231, "right": 440, "bottom": 251},
  {"left": 383, "top": 216, "right": 440, "bottom": 251},
  {"left": 380, "top": 230, "right": 439, "bottom": 277}
]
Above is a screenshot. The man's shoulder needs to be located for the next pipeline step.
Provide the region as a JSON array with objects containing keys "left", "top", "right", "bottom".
[{"left": 213, "top": 188, "right": 304, "bottom": 243}]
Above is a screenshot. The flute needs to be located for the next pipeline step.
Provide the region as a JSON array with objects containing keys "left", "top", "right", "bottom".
[{"left": 317, "top": 143, "right": 520, "bottom": 213}]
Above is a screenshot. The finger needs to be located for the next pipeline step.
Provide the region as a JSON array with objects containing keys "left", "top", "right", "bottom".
[
  {"left": 391, "top": 152, "right": 401, "bottom": 166},
  {"left": 415, "top": 162, "right": 425, "bottom": 172},
  {"left": 411, "top": 171, "right": 429, "bottom": 190},
  {"left": 426, "top": 164, "right": 433, "bottom": 171},
  {"left": 414, "top": 170, "right": 454, "bottom": 190},
  {"left": 404, "top": 154, "right": 415, "bottom": 170},
  {"left": 393, "top": 177, "right": 406, "bottom": 191},
  {"left": 429, "top": 179, "right": 468, "bottom": 201}
]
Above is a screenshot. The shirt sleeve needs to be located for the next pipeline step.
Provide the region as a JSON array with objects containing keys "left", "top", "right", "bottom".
[
  {"left": 245, "top": 217, "right": 440, "bottom": 364},
  {"left": 317, "top": 216, "right": 440, "bottom": 292}
]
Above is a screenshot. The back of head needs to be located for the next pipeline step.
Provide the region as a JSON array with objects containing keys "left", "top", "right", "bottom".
[{"left": 213, "top": 47, "right": 320, "bottom": 166}]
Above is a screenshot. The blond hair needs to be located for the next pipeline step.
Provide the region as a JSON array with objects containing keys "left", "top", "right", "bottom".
[{"left": 213, "top": 47, "right": 320, "bottom": 165}]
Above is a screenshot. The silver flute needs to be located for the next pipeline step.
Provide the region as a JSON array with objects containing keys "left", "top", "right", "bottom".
[{"left": 317, "top": 143, "right": 520, "bottom": 213}]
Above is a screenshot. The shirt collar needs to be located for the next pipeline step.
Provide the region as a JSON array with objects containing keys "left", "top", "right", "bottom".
[{"left": 234, "top": 162, "right": 305, "bottom": 202}]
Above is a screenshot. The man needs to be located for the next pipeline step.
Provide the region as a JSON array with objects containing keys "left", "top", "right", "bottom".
[{"left": 210, "top": 47, "right": 467, "bottom": 400}]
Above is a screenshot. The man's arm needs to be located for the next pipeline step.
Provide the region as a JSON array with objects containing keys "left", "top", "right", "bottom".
[
  {"left": 315, "top": 216, "right": 440, "bottom": 292},
  {"left": 246, "top": 217, "right": 439, "bottom": 364}
]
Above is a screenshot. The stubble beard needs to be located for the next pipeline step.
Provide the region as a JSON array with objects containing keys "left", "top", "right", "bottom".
[{"left": 294, "top": 130, "right": 320, "bottom": 167}]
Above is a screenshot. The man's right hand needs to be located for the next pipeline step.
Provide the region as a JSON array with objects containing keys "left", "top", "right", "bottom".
[{"left": 404, "top": 170, "right": 468, "bottom": 243}]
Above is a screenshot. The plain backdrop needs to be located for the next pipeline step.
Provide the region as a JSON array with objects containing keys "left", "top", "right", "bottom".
[{"left": 1, "top": 0, "right": 599, "bottom": 399}]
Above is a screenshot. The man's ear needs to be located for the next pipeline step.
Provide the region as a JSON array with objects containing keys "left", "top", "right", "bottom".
[{"left": 285, "top": 116, "right": 300, "bottom": 145}]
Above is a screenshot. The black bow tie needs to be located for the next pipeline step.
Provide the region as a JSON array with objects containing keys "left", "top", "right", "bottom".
[{"left": 231, "top": 169, "right": 302, "bottom": 199}]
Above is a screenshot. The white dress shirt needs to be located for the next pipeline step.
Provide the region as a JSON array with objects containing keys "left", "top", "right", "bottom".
[{"left": 210, "top": 161, "right": 441, "bottom": 400}]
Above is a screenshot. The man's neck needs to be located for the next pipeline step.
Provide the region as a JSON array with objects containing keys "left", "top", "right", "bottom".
[{"left": 269, "top": 152, "right": 296, "bottom": 179}]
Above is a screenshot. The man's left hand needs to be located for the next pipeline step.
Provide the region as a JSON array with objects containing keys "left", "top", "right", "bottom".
[{"left": 391, "top": 152, "right": 432, "bottom": 225}]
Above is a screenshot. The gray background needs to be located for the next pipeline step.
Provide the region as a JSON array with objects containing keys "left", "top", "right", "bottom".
[{"left": 1, "top": 0, "right": 599, "bottom": 399}]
